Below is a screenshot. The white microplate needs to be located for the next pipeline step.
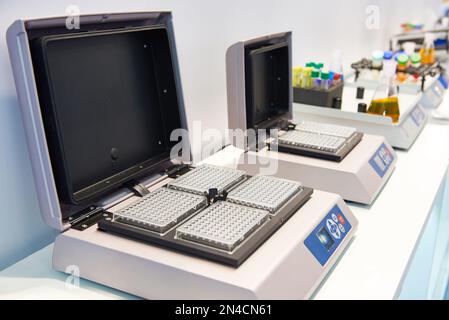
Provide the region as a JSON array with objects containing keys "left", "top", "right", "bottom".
[
  {"left": 168, "top": 164, "right": 246, "bottom": 195},
  {"left": 227, "top": 175, "right": 302, "bottom": 214},
  {"left": 176, "top": 201, "right": 269, "bottom": 251},
  {"left": 115, "top": 188, "right": 207, "bottom": 233},
  {"left": 278, "top": 130, "right": 345, "bottom": 151},
  {"left": 297, "top": 121, "right": 356, "bottom": 138}
]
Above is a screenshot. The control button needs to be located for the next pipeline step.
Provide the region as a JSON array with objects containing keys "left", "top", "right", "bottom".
[
  {"left": 332, "top": 213, "right": 338, "bottom": 222},
  {"left": 326, "top": 219, "right": 341, "bottom": 239},
  {"left": 338, "top": 214, "right": 345, "bottom": 225},
  {"left": 338, "top": 223, "right": 345, "bottom": 233},
  {"left": 379, "top": 148, "right": 392, "bottom": 165}
]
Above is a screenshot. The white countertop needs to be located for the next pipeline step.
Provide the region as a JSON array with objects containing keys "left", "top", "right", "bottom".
[{"left": 1, "top": 98, "right": 449, "bottom": 300}]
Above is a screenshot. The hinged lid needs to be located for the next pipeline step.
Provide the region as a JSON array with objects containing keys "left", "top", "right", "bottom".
[
  {"left": 7, "top": 12, "right": 190, "bottom": 231},
  {"left": 226, "top": 32, "right": 292, "bottom": 138}
]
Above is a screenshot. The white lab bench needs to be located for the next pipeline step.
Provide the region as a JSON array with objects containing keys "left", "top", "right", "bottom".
[{"left": 1, "top": 102, "right": 449, "bottom": 300}]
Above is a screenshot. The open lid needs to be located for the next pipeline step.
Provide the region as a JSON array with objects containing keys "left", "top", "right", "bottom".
[
  {"left": 226, "top": 32, "right": 292, "bottom": 136},
  {"left": 7, "top": 12, "right": 189, "bottom": 231}
]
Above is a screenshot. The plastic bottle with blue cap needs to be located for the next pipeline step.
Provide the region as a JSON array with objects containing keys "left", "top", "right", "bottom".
[{"left": 383, "top": 51, "right": 393, "bottom": 60}]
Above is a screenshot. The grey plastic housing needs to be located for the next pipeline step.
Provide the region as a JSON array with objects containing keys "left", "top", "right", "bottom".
[
  {"left": 226, "top": 32, "right": 293, "bottom": 137},
  {"left": 293, "top": 81, "right": 344, "bottom": 108},
  {"left": 6, "top": 12, "right": 189, "bottom": 231}
]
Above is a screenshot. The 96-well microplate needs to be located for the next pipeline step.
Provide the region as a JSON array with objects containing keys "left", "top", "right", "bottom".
[
  {"left": 167, "top": 164, "right": 246, "bottom": 195},
  {"left": 227, "top": 175, "right": 303, "bottom": 214},
  {"left": 176, "top": 201, "right": 269, "bottom": 251},
  {"left": 115, "top": 188, "right": 207, "bottom": 233}
]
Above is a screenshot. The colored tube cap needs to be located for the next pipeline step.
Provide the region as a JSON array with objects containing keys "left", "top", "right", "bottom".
[
  {"left": 383, "top": 50, "right": 394, "bottom": 60},
  {"left": 372, "top": 50, "right": 384, "bottom": 61},
  {"left": 410, "top": 53, "right": 421, "bottom": 64},
  {"left": 311, "top": 70, "right": 320, "bottom": 77},
  {"left": 397, "top": 54, "right": 409, "bottom": 65}
]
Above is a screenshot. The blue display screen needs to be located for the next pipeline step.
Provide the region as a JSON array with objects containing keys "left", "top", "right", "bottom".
[{"left": 316, "top": 227, "right": 334, "bottom": 251}]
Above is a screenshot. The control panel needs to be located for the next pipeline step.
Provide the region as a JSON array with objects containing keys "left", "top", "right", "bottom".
[
  {"left": 369, "top": 143, "right": 394, "bottom": 178},
  {"left": 304, "top": 205, "right": 352, "bottom": 266},
  {"left": 410, "top": 105, "right": 426, "bottom": 127},
  {"left": 438, "top": 74, "right": 448, "bottom": 90}
]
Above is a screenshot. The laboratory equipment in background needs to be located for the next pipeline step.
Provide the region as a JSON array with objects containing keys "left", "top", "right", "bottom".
[
  {"left": 391, "top": 30, "right": 449, "bottom": 62},
  {"left": 225, "top": 32, "right": 396, "bottom": 204},
  {"left": 295, "top": 81, "right": 428, "bottom": 149},
  {"left": 420, "top": 33, "right": 436, "bottom": 65},
  {"left": 293, "top": 62, "right": 343, "bottom": 108},
  {"left": 400, "top": 22, "right": 424, "bottom": 33},
  {"left": 389, "top": 30, "right": 449, "bottom": 110},
  {"left": 7, "top": 12, "right": 358, "bottom": 299},
  {"left": 349, "top": 49, "right": 445, "bottom": 96},
  {"left": 368, "top": 60, "right": 400, "bottom": 123},
  {"left": 292, "top": 41, "right": 430, "bottom": 149},
  {"left": 435, "top": 15, "right": 449, "bottom": 30}
]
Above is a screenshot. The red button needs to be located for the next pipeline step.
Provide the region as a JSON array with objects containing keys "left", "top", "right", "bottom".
[{"left": 338, "top": 214, "right": 345, "bottom": 224}]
